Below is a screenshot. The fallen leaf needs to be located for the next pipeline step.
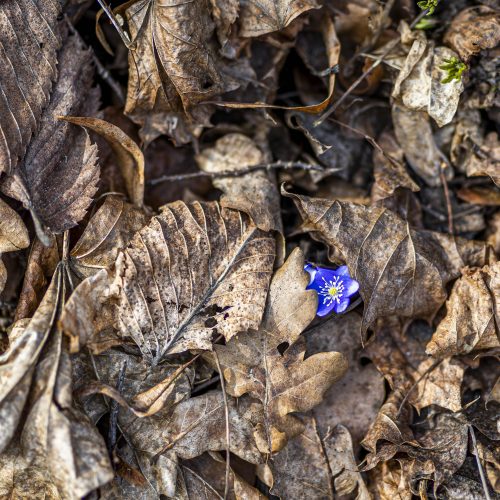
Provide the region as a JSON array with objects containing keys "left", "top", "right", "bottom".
[
  {"left": 0, "top": 198, "right": 30, "bottom": 293},
  {"left": 368, "top": 460, "right": 412, "bottom": 500},
  {"left": 0, "top": 0, "right": 61, "bottom": 176},
  {"left": 444, "top": 7, "right": 500, "bottom": 62},
  {"left": 59, "top": 117, "right": 145, "bottom": 207},
  {"left": 196, "top": 133, "right": 283, "bottom": 233},
  {"left": 466, "top": 132, "right": 500, "bottom": 187},
  {"left": 214, "top": 248, "right": 348, "bottom": 452},
  {"left": 238, "top": 0, "right": 319, "bottom": 37},
  {"left": 426, "top": 262, "right": 500, "bottom": 358},
  {"left": 284, "top": 190, "right": 491, "bottom": 334},
  {"left": 62, "top": 200, "right": 276, "bottom": 359},
  {"left": 1, "top": 35, "right": 100, "bottom": 244}
]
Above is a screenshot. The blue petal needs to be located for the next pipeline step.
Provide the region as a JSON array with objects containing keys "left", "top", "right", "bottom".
[
  {"left": 342, "top": 277, "right": 359, "bottom": 297},
  {"left": 334, "top": 265, "right": 350, "bottom": 276},
  {"left": 317, "top": 298, "right": 336, "bottom": 317},
  {"left": 304, "top": 263, "right": 317, "bottom": 286},
  {"left": 333, "top": 297, "right": 350, "bottom": 314}
]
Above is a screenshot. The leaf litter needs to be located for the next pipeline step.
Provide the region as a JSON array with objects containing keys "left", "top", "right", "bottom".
[{"left": 0, "top": 0, "right": 499, "bottom": 498}]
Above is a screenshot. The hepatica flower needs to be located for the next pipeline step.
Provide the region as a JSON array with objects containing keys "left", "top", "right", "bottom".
[{"left": 305, "top": 263, "right": 359, "bottom": 317}]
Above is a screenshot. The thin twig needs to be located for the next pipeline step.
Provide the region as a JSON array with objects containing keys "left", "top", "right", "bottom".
[
  {"left": 314, "top": 8, "right": 432, "bottom": 126},
  {"left": 469, "top": 424, "right": 492, "bottom": 500},
  {"left": 148, "top": 161, "right": 337, "bottom": 186},
  {"left": 108, "top": 360, "right": 127, "bottom": 452},
  {"left": 214, "top": 351, "right": 231, "bottom": 500},
  {"left": 95, "top": 0, "right": 132, "bottom": 48},
  {"left": 439, "top": 164, "right": 454, "bottom": 234}
]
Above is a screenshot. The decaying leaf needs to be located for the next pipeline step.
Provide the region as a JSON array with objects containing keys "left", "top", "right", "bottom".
[
  {"left": 62, "top": 200, "right": 275, "bottom": 359},
  {"left": 238, "top": 0, "right": 319, "bottom": 37},
  {"left": 1, "top": 35, "right": 100, "bottom": 244},
  {"left": 214, "top": 248, "right": 348, "bottom": 452},
  {"left": 285, "top": 190, "right": 491, "bottom": 334},
  {"left": 444, "top": 7, "right": 500, "bottom": 61},
  {"left": 466, "top": 131, "right": 500, "bottom": 187},
  {"left": 196, "top": 133, "right": 283, "bottom": 233},
  {"left": 0, "top": 0, "right": 61, "bottom": 176},
  {"left": 0, "top": 198, "right": 29, "bottom": 293},
  {"left": 426, "top": 262, "right": 500, "bottom": 358},
  {"left": 0, "top": 268, "right": 113, "bottom": 498},
  {"left": 392, "top": 23, "right": 464, "bottom": 127},
  {"left": 368, "top": 461, "right": 412, "bottom": 500}
]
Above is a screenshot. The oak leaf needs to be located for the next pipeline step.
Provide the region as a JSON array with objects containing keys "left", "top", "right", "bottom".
[
  {"left": 214, "top": 248, "right": 348, "bottom": 452},
  {"left": 285, "top": 190, "right": 492, "bottom": 334}
]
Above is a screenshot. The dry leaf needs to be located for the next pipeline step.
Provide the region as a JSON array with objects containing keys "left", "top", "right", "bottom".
[
  {"left": 426, "top": 262, "right": 500, "bottom": 358},
  {"left": 214, "top": 248, "right": 348, "bottom": 452},
  {"left": 466, "top": 131, "right": 500, "bottom": 187},
  {"left": 238, "top": 0, "right": 319, "bottom": 37},
  {"left": 0, "top": 198, "right": 30, "bottom": 293},
  {"left": 59, "top": 117, "right": 145, "bottom": 207},
  {"left": 1, "top": 35, "right": 100, "bottom": 244},
  {"left": 0, "top": 0, "right": 61, "bottom": 176},
  {"left": 307, "top": 312, "right": 385, "bottom": 447},
  {"left": 196, "top": 133, "right": 283, "bottom": 233},
  {"left": 269, "top": 417, "right": 334, "bottom": 498},
  {"left": 62, "top": 200, "right": 275, "bottom": 359},
  {"left": 444, "top": 7, "right": 500, "bottom": 62},
  {"left": 285, "top": 190, "right": 491, "bottom": 334},
  {"left": 368, "top": 461, "right": 412, "bottom": 500}
]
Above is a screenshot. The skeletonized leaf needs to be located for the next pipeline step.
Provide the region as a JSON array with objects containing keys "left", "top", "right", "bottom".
[
  {"left": 239, "top": 0, "right": 319, "bottom": 37},
  {"left": 426, "top": 262, "right": 500, "bottom": 358},
  {"left": 0, "top": 198, "right": 30, "bottom": 293},
  {"left": 62, "top": 200, "right": 276, "bottom": 360},
  {"left": 196, "top": 133, "right": 283, "bottom": 233},
  {"left": 285, "top": 190, "right": 492, "bottom": 334},
  {"left": 0, "top": 0, "right": 61, "bottom": 176},
  {"left": 1, "top": 35, "right": 100, "bottom": 244},
  {"left": 214, "top": 248, "right": 347, "bottom": 452}
]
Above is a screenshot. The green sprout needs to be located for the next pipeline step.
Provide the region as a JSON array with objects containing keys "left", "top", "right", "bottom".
[
  {"left": 417, "top": 0, "right": 439, "bottom": 15},
  {"left": 439, "top": 57, "right": 467, "bottom": 84},
  {"left": 415, "top": 16, "right": 439, "bottom": 30}
]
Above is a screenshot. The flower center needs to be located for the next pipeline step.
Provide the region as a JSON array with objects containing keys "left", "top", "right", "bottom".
[
  {"left": 328, "top": 286, "right": 338, "bottom": 297},
  {"left": 319, "top": 276, "right": 345, "bottom": 305}
]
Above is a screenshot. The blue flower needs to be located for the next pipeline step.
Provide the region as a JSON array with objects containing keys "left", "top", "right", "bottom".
[{"left": 305, "top": 263, "right": 359, "bottom": 317}]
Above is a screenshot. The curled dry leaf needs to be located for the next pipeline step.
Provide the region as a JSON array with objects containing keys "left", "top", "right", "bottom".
[
  {"left": 59, "top": 117, "right": 145, "bottom": 207},
  {"left": 426, "top": 262, "right": 500, "bottom": 358},
  {"left": 392, "top": 23, "right": 464, "bottom": 127},
  {"left": 0, "top": 268, "right": 113, "bottom": 498},
  {"left": 62, "top": 200, "right": 275, "bottom": 359},
  {"left": 285, "top": 190, "right": 491, "bottom": 334},
  {"left": 0, "top": 198, "right": 29, "bottom": 293},
  {"left": 392, "top": 103, "right": 449, "bottom": 187},
  {"left": 0, "top": 0, "right": 61, "bottom": 176},
  {"left": 1, "top": 35, "right": 100, "bottom": 244},
  {"left": 466, "top": 131, "right": 500, "bottom": 187},
  {"left": 214, "top": 248, "right": 348, "bottom": 453},
  {"left": 238, "top": 0, "right": 319, "bottom": 37},
  {"left": 196, "top": 133, "right": 283, "bottom": 233},
  {"left": 368, "top": 461, "right": 412, "bottom": 500},
  {"left": 444, "top": 7, "right": 500, "bottom": 62}
]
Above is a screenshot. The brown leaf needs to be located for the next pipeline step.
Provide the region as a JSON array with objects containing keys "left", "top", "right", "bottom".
[
  {"left": 285, "top": 190, "right": 491, "bottom": 334},
  {"left": 238, "top": 0, "right": 319, "bottom": 37},
  {"left": 1, "top": 35, "right": 100, "bottom": 244},
  {"left": 269, "top": 417, "right": 334, "bottom": 499},
  {"left": 426, "top": 262, "right": 500, "bottom": 358},
  {"left": 122, "top": 391, "right": 262, "bottom": 497},
  {"left": 59, "top": 117, "right": 145, "bottom": 207},
  {"left": 62, "top": 200, "right": 275, "bottom": 359},
  {"left": 466, "top": 131, "right": 500, "bottom": 187},
  {"left": 368, "top": 461, "right": 412, "bottom": 500},
  {"left": 0, "top": 198, "right": 30, "bottom": 293},
  {"left": 196, "top": 133, "right": 283, "bottom": 233},
  {"left": 444, "top": 7, "right": 500, "bottom": 62},
  {"left": 214, "top": 248, "right": 348, "bottom": 452},
  {"left": 306, "top": 312, "right": 385, "bottom": 447},
  {"left": 0, "top": 0, "right": 61, "bottom": 176},
  {"left": 0, "top": 268, "right": 113, "bottom": 498}
]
